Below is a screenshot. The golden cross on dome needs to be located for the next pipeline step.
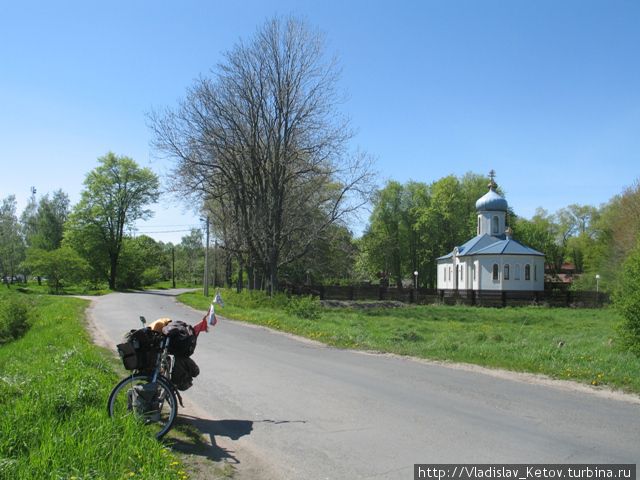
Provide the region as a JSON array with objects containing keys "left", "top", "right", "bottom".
[{"left": 488, "top": 169, "right": 497, "bottom": 190}]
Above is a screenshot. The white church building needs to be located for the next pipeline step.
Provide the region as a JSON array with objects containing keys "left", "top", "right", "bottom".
[{"left": 437, "top": 173, "right": 544, "bottom": 293}]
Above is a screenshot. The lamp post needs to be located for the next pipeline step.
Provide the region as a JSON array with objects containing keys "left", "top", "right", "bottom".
[
  {"left": 595, "top": 274, "right": 600, "bottom": 293},
  {"left": 413, "top": 271, "right": 418, "bottom": 303}
]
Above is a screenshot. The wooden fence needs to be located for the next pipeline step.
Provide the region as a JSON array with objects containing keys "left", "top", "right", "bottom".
[{"left": 284, "top": 284, "right": 609, "bottom": 308}]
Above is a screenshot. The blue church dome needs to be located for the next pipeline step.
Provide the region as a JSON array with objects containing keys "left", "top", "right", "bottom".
[{"left": 475, "top": 188, "right": 508, "bottom": 212}]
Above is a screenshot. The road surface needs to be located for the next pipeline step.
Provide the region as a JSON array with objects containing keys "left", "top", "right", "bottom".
[{"left": 88, "top": 290, "right": 640, "bottom": 479}]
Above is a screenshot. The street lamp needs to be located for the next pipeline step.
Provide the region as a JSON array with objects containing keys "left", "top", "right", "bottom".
[
  {"left": 413, "top": 271, "right": 419, "bottom": 303},
  {"left": 595, "top": 274, "right": 600, "bottom": 294}
]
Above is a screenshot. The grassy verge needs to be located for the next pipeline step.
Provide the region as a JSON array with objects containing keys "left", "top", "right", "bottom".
[
  {"left": 0, "top": 290, "right": 188, "bottom": 479},
  {"left": 179, "top": 289, "right": 640, "bottom": 395},
  {"left": 147, "top": 281, "right": 201, "bottom": 291}
]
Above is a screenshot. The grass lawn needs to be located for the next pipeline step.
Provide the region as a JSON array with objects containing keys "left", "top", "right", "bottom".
[
  {"left": 179, "top": 289, "right": 640, "bottom": 395},
  {"left": 0, "top": 289, "right": 189, "bottom": 479}
]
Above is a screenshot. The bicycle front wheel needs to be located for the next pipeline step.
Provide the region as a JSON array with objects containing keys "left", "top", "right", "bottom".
[{"left": 107, "top": 374, "right": 178, "bottom": 439}]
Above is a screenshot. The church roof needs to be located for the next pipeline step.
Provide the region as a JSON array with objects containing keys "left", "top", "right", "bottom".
[
  {"left": 472, "top": 237, "right": 544, "bottom": 256},
  {"left": 475, "top": 188, "right": 508, "bottom": 212},
  {"left": 437, "top": 234, "right": 544, "bottom": 260}
]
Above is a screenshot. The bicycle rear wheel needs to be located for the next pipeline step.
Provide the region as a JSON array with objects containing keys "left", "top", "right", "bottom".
[{"left": 107, "top": 374, "right": 178, "bottom": 439}]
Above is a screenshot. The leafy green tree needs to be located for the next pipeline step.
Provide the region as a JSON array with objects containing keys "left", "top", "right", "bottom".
[
  {"left": 0, "top": 195, "right": 25, "bottom": 283},
  {"left": 21, "top": 190, "right": 70, "bottom": 251},
  {"left": 361, "top": 181, "right": 406, "bottom": 287},
  {"left": 401, "top": 181, "right": 431, "bottom": 286},
  {"left": 174, "top": 229, "right": 204, "bottom": 285},
  {"left": 22, "top": 247, "right": 89, "bottom": 293},
  {"left": 116, "top": 235, "right": 168, "bottom": 288},
  {"left": 570, "top": 182, "right": 640, "bottom": 292},
  {"left": 415, "top": 176, "right": 469, "bottom": 287},
  {"left": 615, "top": 241, "right": 640, "bottom": 355},
  {"left": 66, "top": 153, "right": 159, "bottom": 289},
  {"left": 512, "top": 209, "right": 563, "bottom": 273}
]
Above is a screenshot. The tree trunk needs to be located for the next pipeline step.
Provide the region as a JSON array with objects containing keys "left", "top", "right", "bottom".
[
  {"left": 236, "top": 256, "right": 244, "bottom": 293},
  {"left": 247, "top": 263, "right": 255, "bottom": 291},
  {"left": 268, "top": 254, "right": 279, "bottom": 297},
  {"left": 109, "top": 255, "right": 118, "bottom": 290}
]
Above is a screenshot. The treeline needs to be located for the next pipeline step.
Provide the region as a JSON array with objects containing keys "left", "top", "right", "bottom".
[
  {"left": 3, "top": 165, "right": 639, "bottom": 296},
  {"left": 0, "top": 149, "right": 359, "bottom": 293}
]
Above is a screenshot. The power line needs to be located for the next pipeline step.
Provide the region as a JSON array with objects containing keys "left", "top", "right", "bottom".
[
  {"left": 135, "top": 224, "right": 200, "bottom": 228},
  {"left": 135, "top": 229, "right": 196, "bottom": 234}
]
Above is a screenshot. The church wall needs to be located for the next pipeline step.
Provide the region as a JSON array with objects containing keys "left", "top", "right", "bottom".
[
  {"left": 438, "top": 255, "right": 543, "bottom": 292},
  {"left": 437, "top": 259, "right": 454, "bottom": 290},
  {"left": 476, "top": 255, "right": 544, "bottom": 291}
]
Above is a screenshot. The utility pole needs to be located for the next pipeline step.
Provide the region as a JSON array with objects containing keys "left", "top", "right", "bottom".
[
  {"left": 213, "top": 239, "right": 218, "bottom": 288},
  {"left": 204, "top": 215, "right": 210, "bottom": 297}
]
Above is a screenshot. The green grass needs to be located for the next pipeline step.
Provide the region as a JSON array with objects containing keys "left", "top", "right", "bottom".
[
  {"left": 0, "top": 290, "right": 188, "bottom": 480},
  {"left": 179, "top": 289, "right": 640, "bottom": 395},
  {"left": 147, "top": 281, "right": 201, "bottom": 291}
]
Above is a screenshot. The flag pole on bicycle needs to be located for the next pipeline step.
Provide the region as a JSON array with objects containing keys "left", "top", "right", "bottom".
[{"left": 193, "top": 291, "right": 224, "bottom": 335}]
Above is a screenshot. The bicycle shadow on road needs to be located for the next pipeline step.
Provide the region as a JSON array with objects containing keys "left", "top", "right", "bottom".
[{"left": 168, "top": 415, "right": 254, "bottom": 464}]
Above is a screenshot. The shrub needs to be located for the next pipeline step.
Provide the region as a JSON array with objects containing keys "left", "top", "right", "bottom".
[
  {"left": 0, "top": 296, "right": 30, "bottom": 344},
  {"left": 141, "top": 267, "right": 163, "bottom": 286},
  {"left": 285, "top": 295, "right": 321, "bottom": 320},
  {"left": 615, "top": 243, "right": 640, "bottom": 355}
]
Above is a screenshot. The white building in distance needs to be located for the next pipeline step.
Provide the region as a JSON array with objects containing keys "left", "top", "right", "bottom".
[{"left": 437, "top": 172, "right": 544, "bottom": 293}]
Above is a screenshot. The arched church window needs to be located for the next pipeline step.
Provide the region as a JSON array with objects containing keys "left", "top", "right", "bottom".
[
  {"left": 525, "top": 264, "right": 531, "bottom": 280},
  {"left": 449, "top": 266, "right": 452, "bottom": 282},
  {"left": 492, "top": 216, "right": 499, "bottom": 234},
  {"left": 492, "top": 264, "right": 499, "bottom": 281},
  {"left": 504, "top": 264, "right": 510, "bottom": 280},
  {"left": 477, "top": 216, "right": 481, "bottom": 235},
  {"left": 515, "top": 264, "right": 521, "bottom": 280},
  {"left": 473, "top": 264, "right": 476, "bottom": 281},
  {"left": 534, "top": 264, "right": 537, "bottom": 281}
]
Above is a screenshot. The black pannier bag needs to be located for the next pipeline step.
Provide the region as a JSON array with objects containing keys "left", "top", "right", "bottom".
[
  {"left": 162, "top": 321, "right": 197, "bottom": 357},
  {"left": 171, "top": 356, "right": 200, "bottom": 391},
  {"left": 117, "top": 328, "right": 163, "bottom": 371}
]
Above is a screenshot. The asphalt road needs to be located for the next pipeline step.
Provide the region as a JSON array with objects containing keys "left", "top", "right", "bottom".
[{"left": 89, "top": 290, "right": 640, "bottom": 479}]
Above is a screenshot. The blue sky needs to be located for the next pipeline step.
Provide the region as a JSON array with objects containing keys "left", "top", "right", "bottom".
[{"left": 1, "top": 0, "right": 638, "bottom": 243}]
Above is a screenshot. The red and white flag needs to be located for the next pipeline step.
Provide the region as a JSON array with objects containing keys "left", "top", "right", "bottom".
[
  {"left": 193, "top": 292, "right": 224, "bottom": 335},
  {"left": 193, "top": 312, "right": 209, "bottom": 335}
]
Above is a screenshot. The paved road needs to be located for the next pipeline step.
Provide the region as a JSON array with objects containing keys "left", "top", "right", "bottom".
[{"left": 89, "top": 290, "right": 640, "bottom": 479}]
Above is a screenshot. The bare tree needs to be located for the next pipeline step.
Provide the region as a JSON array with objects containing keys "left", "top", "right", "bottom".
[{"left": 150, "top": 16, "right": 373, "bottom": 292}]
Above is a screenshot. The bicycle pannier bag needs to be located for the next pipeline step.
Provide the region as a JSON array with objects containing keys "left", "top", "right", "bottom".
[
  {"left": 117, "top": 342, "right": 137, "bottom": 370},
  {"left": 162, "top": 321, "right": 197, "bottom": 357},
  {"left": 171, "top": 356, "right": 200, "bottom": 391},
  {"left": 129, "top": 383, "right": 160, "bottom": 415},
  {"left": 117, "top": 328, "right": 163, "bottom": 371}
]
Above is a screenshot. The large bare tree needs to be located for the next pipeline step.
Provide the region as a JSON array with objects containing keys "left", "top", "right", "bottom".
[{"left": 150, "top": 16, "right": 373, "bottom": 291}]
